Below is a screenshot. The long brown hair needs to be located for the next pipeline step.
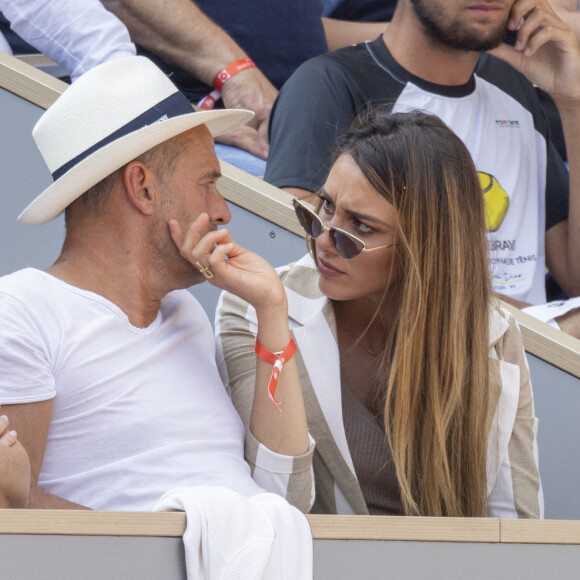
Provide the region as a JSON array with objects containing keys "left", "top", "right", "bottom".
[{"left": 332, "top": 108, "right": 492, "bottom": 517}]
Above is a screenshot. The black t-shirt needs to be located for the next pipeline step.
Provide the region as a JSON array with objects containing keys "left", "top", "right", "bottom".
[{"left": 0, "top": 13, "right": 37, "bottom": 53}]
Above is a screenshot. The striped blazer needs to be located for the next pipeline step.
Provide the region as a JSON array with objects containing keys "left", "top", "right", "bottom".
[{"left": 216, "top": 254, "right": 543, "bottom": 518}]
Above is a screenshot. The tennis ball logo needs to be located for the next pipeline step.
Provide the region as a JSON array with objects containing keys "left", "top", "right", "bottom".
[{"left": 479, "top": 172, "right": 509, "bottom": 232}]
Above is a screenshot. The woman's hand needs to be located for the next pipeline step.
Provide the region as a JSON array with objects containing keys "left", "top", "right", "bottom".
[{"left": 169, "top": 213, "right": 287, "bottom": 311}]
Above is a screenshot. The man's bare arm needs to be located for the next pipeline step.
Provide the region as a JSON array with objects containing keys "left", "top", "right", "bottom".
[
  {"left": 490, "top": 0, "right": 580, "bottom": 296},
  {"left": 3, "top": 400, "right": 89, "bottom": 509},
  {"left": 103, "top": 0, "right": 245, "bottom": 84},
  {"left": 102, "top": 0, "right": 277, "bottom": 158},
  {"left": 543, "top": 50, "right": 580, "bottom": 296}
]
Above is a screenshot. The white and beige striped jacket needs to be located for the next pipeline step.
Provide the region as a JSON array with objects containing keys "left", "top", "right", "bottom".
[{"left": 216, "top": 254, "right": 543, "bottom": 518}]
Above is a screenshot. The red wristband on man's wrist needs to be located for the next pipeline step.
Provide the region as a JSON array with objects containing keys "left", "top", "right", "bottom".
[
  {"left": 197, "top": 57, "right": 257, "bottom": 109},
  {"left": 213, "top": 57, "right": 256, "bottom": 91},
  {"left": 197, "top": 90, "right": 221, "bottom": 110}
]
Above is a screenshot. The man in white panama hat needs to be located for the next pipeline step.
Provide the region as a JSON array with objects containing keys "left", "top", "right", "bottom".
[{"left": 0, "top": 56, "right": 311, "bottom": 511}]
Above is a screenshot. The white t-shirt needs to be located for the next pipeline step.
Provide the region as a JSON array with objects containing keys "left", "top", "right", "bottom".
[
  {"left": 0, "top": 269, "right": 262, "bottom": 510},
  {"left": 391, "top": 76, "right": 547, "bottom": 304}
]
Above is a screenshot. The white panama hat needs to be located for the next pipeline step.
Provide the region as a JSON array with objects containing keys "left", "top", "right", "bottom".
[{"left": 18, "top": 56, "right": 254, "bottom": 225}]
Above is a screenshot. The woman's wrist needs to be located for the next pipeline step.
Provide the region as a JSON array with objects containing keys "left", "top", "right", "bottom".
[{"left": 255, "top": 304, "right": 291, "bottom": 352}]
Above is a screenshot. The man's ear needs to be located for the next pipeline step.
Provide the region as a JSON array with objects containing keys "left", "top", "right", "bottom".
[{"left": 123, "top": 161, "right": 158, "bottom": 215}]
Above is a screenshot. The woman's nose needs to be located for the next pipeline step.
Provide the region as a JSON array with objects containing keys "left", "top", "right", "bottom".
[{"left": 315, "top": 223, "right": 335, "bottom": 253}]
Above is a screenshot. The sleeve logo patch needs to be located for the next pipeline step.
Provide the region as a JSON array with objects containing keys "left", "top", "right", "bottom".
[{"left": 495, "top": 119, "right": 520, "bottom": 128}]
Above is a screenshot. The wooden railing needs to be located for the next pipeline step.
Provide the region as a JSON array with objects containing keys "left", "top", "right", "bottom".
[{"left": 1, "top": 509, "right": 580, "bottom": 543}]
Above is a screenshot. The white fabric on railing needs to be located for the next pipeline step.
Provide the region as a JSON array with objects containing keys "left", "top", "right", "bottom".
[{"left": 154, "top": 486, "right": 313, "bottom": 580}]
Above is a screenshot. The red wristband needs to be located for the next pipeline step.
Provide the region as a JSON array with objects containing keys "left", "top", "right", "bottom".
[
  {"left": 197, "top": 89, "right": 221, "bottom": 110},
  {"left": 255, "top": 336, "right": 297, "bottom": 412},
  {"left": 213, "top": 57, "right": 256, "bottom": 91}
]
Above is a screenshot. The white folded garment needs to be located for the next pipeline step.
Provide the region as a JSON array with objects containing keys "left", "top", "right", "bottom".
[{"left": 154, "top": 486, "right": 313, "bottom": 580}]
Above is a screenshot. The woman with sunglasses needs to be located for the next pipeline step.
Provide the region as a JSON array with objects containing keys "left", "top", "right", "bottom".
[{"left": 216, "top": 107, "right": 542, "bottom": 518}]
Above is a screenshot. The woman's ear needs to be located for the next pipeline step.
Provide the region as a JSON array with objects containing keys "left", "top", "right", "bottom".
[{"left": 123, "top": 160, "right": 158, "bottom": 215}]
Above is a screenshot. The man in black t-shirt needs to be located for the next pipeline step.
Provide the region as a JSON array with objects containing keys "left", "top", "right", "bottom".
[{"left": 264, "top": 0, "right": 580, "bottom": 333}]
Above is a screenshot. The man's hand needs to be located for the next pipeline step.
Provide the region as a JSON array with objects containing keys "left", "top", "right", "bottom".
[
  {"left": 489, "top": 0, "right": 580, "bottom": 104},
  {"left": 217, "top": 67, "right": 278, "bottom": 159},
  {"left": 214, "top": 126, "right": 270, "bottom": 161},
  {"left": 0, "top": 413, "right": 19, "bottom": 449},
  {"left": 169, "top": 214, "right": 286, "bottom": 310},
  {"left": 0, "top": 410, "right": 30, "bottom": 508}
]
